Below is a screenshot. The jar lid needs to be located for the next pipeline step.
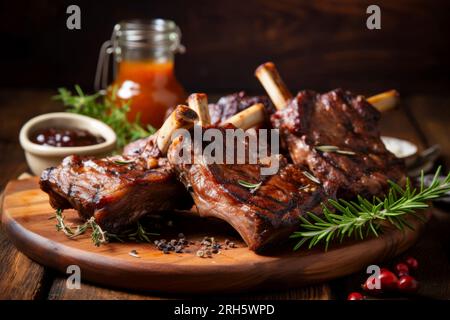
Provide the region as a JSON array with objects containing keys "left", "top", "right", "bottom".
[{"left": 114, "top": 19, "right": 183, "bottom": 53}]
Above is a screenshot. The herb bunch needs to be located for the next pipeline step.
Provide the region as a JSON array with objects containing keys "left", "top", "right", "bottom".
[
  {"left": 55, "top": 209, "right": 158, "bottom": 246},
  {"left": 291, "top": 167, "right": 450, "bottom": 251},
  {"left": 54, "top": 85, "right": 156, "bottom": 149}
]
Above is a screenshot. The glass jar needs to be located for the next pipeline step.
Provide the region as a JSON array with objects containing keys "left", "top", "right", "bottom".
[{"left": 96, "top": 19, "right": 186, "bottom": 128}]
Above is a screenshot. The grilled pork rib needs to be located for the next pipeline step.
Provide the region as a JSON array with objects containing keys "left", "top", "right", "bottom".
[
  {"left": 40, "top": 106, "right": 197, "bottom": 232},
  {"left": 255, "top": 62, "right": 406, "bottom": 199},
  {"left": 125, "top": 92, "right": 274, "bottom": 156},
  {"left": 40, "top": 155, "right": 191, "bottom": 232},
  {"left": 168, "top": 94, "right": 326, "bottom": 252},
  {"left": 271, "top": 89, "right": 405, "bottom": 198},
  {"left": 208, "top": 91, "right": 274, "bottom": 126},
  {"left": 168, "top": 125, "right": 327, "bottom": 252}
]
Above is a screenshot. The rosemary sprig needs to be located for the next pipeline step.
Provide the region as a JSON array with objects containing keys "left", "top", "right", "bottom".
[
  {"left": 54, "top": 85, "right": 156, "bottom": 150},
  {"left": 291, "top": 167, "right": 450, "bottom": 251},
  {"left": 238, "top": 180, "right": 262, "bottom": 193},
  {"left": 315, "top": 145, "right": 356, "bottom": 156},
  {"left": 302, "top": 171, "right": 321, "bottom": 184},
  {"left": 113, "top": 159, "right": 135, "bottom": 165}
]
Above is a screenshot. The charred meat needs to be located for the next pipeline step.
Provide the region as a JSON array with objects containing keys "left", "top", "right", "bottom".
[
  {"left": 167, "top": 125, "right": 327, "bottom": 252},
  {"left": 40, "top": 105, "right": 197, "bottom": 232},
  {"left": 40, "top": 155, "right": 191, "bottom": 233},
  {"left": 271, "top": 89, "right": 406, "bottom": 198},
  {"left": 208, "top": 91, "right": 274, "bottom": 126}
]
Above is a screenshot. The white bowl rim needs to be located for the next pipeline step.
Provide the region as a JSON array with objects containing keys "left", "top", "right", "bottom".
[
  {"left": 19, "top": 112, "right": 117, "bottom": 156},
  {"left": 381, "top": 135, "right": 418, "bottom": 158}
]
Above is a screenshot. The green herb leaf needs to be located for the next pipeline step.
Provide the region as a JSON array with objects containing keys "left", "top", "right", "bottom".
[
  {"left": 238, "top": 180, "right": 262, "bottom": 193},
  {"left": 315, "top": 145, "right": 339, "bottom": 152},
  {"left": 113, "top": 159, "right": 135, "bottom": 165},
  {"left": 315, "top": 145, "right": 356, "bottom": 156},
  {"left": 54, "top": 86, "right": 156, "bottom": 150},
  {"left": 292, "top": 167, "right": 450, "bottom": 251},
  {"left": 54, "top": 210, "right": 159, "bottom": 246},
  {"left": 302, "top": 171, "right": 321, "bottom": 184}
]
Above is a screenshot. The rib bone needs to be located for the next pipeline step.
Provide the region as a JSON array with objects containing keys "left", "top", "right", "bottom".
[
  {"left": 157, "top": 105, "right": 198, "bottom": 154},
  {"left": 366, "top": 90, "right": 400, "bottom": 112},
  {"left": 255, "top": 62, "right": 293, "bottom": 110},
  {"left": 188, "top": 93, "right": 211, "bottom": 126},
  {"left": 221, "top": 103, "right": 265, "bottom": 130},
  {"left": 255, "top": 61, "right": 399, "bottom": 112}
]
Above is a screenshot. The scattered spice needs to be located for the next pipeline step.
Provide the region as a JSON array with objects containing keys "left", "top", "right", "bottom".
[
  {"left": 153, "top": 234, "right": 238, "bottom": 257},
  {"left": 154, "top": 234, "right": 189, "bottom": 254}
]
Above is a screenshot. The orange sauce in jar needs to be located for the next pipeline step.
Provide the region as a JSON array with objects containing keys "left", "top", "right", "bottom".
[{"left": 113, "top": 60, "right": 186, "bottom": 128}]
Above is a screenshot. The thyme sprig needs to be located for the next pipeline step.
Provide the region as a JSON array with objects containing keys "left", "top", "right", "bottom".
[
  {"left": 54, "top": 85, "right": 156, "bottom": 149},
  {"left": 291, "top": 167, "right": 450, "bottom": 251},
  {"left": 55, "top": 208, "right": 74, "bottom": 236},
  {"left": 54, "top": 210, "right": 158, "bottom": 246}
]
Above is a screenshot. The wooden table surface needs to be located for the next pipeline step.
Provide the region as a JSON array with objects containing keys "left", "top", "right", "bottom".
[{"left": 0, "top": 89, "right": 449, "bottom": 300}]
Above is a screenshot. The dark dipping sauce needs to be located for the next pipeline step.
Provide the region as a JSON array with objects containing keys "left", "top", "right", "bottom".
[{"left": 30, "top": 127, "right": 105, "bottom": 147}]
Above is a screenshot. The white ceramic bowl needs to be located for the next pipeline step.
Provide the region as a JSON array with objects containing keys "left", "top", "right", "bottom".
[
  {"left": 381, "top": 136, "right": 418, "bottom": 166},
  {"left": 19, "top": 112, "right": 117, "bottom": 176}
]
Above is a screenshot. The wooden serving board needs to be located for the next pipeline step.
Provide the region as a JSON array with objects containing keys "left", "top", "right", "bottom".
[{"left": 1, "top": 177, "right": 430, "bottom": 294}]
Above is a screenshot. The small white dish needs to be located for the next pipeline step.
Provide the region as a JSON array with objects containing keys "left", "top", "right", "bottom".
[
  {"left": 19, "top": 112, "right": 117, "bottom": 176},
  {"left": 381, "top": 136, "right": 418, "bottom": 166}
]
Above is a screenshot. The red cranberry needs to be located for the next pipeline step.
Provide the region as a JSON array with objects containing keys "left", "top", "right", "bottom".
[
  {"left": 363, "top": 269, "right": 398, "bottom": 293},
  {"left": 395, "top": 263, "right": 410, "bottom": 276},
  {"left": 363, "top": 277, "right": 379, "bottom": 293},
  {"left": 347, "top": 292, "right": 364, "bottom": 300},
  {"left": 405, "top": 257, "right": 419, "bottom": 270},
  {"left": 379, "top": 269, "right": 399, "bottom": 290},
  {"left": 398, "top": 275, "right": 419, "bottom": 293}
]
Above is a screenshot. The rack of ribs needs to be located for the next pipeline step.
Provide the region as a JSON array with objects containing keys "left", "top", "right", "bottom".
[
  {"left": 167, "top": 94, "right": 328, "bottom": 252},
  {"left": 40, "top": 105, "right": 198, "bottom": 233},
  {"left": 255, "top": 62, "right": 406, "bottom": 199},
  {"left": 123, "top": 92, "right": 274, "bottom": 156}
]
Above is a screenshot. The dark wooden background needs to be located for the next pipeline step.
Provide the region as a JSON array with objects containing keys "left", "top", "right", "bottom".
[{"left": 1, "top": 0, "right": 450, "bottom": 96}]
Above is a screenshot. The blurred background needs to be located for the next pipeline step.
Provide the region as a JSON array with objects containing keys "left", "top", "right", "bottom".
[{"left": 1, "top": 0, "right": 450, "bottom": 96}]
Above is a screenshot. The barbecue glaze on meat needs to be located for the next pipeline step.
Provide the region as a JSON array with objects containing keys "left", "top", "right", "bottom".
[
  {"left": 271, "top": 89, "right": 406, "bottom": 199},
  {"left": 127, "top": 92, "right": 274, "bottom": 156},
  {"left": 40, "top": 154, "right": 192, "bottom": 233},
  {"left": 167, "top": 126, "right": 327, "bottom": 252},
  {"left": 208, "top": 91, "right": 274, "bottom": 126},
  {"left": 40, "top": 105, "right": 198, "bottom": 232}
]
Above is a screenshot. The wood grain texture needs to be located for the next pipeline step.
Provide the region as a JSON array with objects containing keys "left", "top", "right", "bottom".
[
  {"left": 0, "top": 226, "right": 49, "bottom": 300},
  {"left": 0, "top": 174, "right": 48, "bottom": 300},
  {"left": 48, "top": 276, "right": 331, "bottom": 300},
  {"left": 1, "top": 0, "right": 450, "bottom": 94},
  {"left": 2, "top": 177, "right": 428, "bottom": 294}
]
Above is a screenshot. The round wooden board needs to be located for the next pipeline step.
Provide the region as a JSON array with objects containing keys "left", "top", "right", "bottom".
[{"left": 1, "top": 177, "right": 430, "bottom": 294}]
